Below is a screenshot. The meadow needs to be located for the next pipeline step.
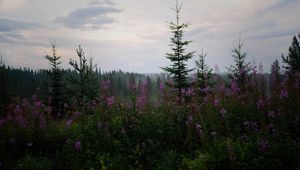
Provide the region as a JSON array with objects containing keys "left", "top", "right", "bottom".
[{"left": 0, "top": 51, "right": 300, "bottom": 169}]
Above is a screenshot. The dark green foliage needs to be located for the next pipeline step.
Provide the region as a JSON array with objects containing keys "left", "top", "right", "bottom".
[
  {"left": 195, "top": 49, "right": 213, "bottom": 90},
  {"left": 271, "top": 59, "right": 281, "bottom": 76},
  {"left": 45, "top": 43, "right": 64, "bottom": 118},
  {"left": 227, "top": 39, "right": 252, "bottom": 91},
  {"left": 0, "top": 55, "right": 8, "bottom": 113},
  {"left": 162, "top": 0, "right": 194, "bottom": 99},
  {"left": 16, "top": 155, "right": 53, "bottom": 170},
  {"left": 68, "top": 45, "right": 99, "bottom": 110},
  {"left": 270, "top": 59, "right": 282, "bottom": 97},
  {"left": 282, "top": 34, "right": 300, "bottom": 75}
]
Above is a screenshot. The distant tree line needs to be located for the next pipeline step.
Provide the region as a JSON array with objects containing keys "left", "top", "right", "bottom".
[{"left": 0, "top": 54, "right": 169, "bottom": 116}]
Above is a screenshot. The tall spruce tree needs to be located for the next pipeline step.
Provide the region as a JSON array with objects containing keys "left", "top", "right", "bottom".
[
  {"left": 162, "top": 0, "right": 194, "bottom": 100},
  {"left": 68, "top": 45, "right": 98, "bottom": 110},
  {"left": 227, "top": 39, "right": 251, "bottom": 91},
  {"left": 282, "top": 34, "right": 300, "bottom": 75},
  {"left": 45, "top": 43, "right": 64, "bottom": 118},
  {"left": 195, "top": 49, "right": 213, "bottom": 90}
]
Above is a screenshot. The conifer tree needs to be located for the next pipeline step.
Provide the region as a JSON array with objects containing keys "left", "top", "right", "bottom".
[
  {"left": 195, "top": 49, "right": 213, "bottom": 90},
  {"left": 68, "top": 45, "right": 98, "bottom": 110},
  {"left": 270, "top": 59, "right": 281, "bottom": 96},
  {"left": 227, "top": 39, "right": 251, "bottom": 91},
  {"left": 0, "top": 55, "right": 8, "bottom": 113},
  {"left": 45, "top": 43, "right": 64, "bottom": 118},
  {"left": 282, "top": 34, "right": 300, "bottom": 75},
  {"left": 271, "top": 59, "right": 281, "bottom": 80},
  {"left": 162, "top": 0, "right": 194, "bottom": 100}
]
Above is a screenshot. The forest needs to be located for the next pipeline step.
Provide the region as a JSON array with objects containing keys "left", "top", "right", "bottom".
[{"left": 0, "top": 1, "right": 300, "bottom": 170}]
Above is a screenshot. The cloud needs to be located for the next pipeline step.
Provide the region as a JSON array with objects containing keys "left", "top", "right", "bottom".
[
  {"left": 257, "top": 0, "right": 299, "bottom": 16},
  {"left": 89, "top": 0, "right": 115, "bottom": 6},
  {"left": 186, "top": 25, "right": 213, "bottom": 37},
  {"left": 0, "top": 18, "right": 39, "bottom": 32},
  {"left": 248, "top": 28, "right": 300, "bottom": 40},
  {"left": 55, "top": 5, "right": 122, "bottom": 31},
  {"left": 0, "top": 32, "right": 45, "bottom": 46}
]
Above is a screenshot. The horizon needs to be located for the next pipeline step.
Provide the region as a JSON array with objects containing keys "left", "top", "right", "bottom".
[{"left": 0, "top": 0, "right": 300, "bottom": 73}]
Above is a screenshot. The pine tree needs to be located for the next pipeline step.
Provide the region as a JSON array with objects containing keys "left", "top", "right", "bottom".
[
  {"left": 162, "top": 0, "right": 194, "bottom": 100},
  {"left": 282, "top": 34, "right": 300, "bottom": 75},
  {"left": 195, "top": 49, "right": 213, "bottom": 90},
  {"left": 227, "top": 39, "right": 251, "bottom": 91},
  {"left": 45, "top": 43, "right": 64, "bottom": 118}
]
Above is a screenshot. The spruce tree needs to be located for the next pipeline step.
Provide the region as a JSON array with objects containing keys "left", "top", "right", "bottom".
[
  {"left": 271, "top": 59, "right": 281, "bottom": 80},
  {"left": 162, "top": 0, "right": 194, "bottom": 100},
  {"left": 0, "top": 55, "right": 8, "bottom": 113},
  {"left": 45, "top": 43, "right": 64, "bottom": 118},
  {"left": 195, "top": 49, "right": 213, "bottom": 90},
  {"left": 227, "top": 39, "right": 251, "bottom": 91},
  {"left": 282, "top": 34, "right": 300, "bottom": 75},
  {"left": 270, "top": 59, "right": 281, "bottom": 96},
  {"left": 68, "top": 45, "right": 98, "bottom": 110}
]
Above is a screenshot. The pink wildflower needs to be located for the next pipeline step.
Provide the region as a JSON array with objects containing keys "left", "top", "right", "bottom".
[
  {"left": 75, "top": 140, "right": 81, "bottom": 150},
  {"left": 106, "top": 96, "right": 115, "bottom": 107}
]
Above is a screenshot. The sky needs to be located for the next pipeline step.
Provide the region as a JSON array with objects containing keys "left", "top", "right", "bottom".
[{"left": 0, "top": 0, "right": 299, "bottom": 73}]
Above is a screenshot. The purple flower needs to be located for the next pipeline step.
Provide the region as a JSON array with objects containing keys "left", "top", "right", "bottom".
[
  {"left": 214, "top": 98, "right": 220, "bottom": 106},
  {"left": 258, "top": 139, "right": 270, "bottom": 152},
  {"left": 106, "top": 96, "right": 115, "bottom": 107},
  {"left": 195, "top": 123, "right": 203, "bottom": 136},
  {"left": 136, "top": 96, "right": 146, "bottom": 110},
  {"left": 27, "top": 142, "right": 33, "bottom": 147},
  {"left": 266, "top": 111, "right": 276, "bottom": 119},
  {"left": 73, "top": 111, "right": 81, "bottom": 117},
  {"left": 15, "top": 115, "right": 27, "bottom": 128},
  {"left": 256, "top": 98, "right": 264, "bottom": 109},
  {"left": 32, "top": 94, "right": 38, "bottom": 101},
  {"left": 186, "top": 115, "right": 193, "bottom": 126},
  {"left": 201, "top": 86, "right": 210, "bottom": 94},
  {"left": 244, "top": 120, "right": 259, "bottom": 132},
  {"left": 90, "top": 100, "right": 97, "bottom": 107},
  {"left": 203, "top": 97, "right": 208, "bottom": 103},
  {"left": 14, "top": 105, "right": 21, "bottom": 114},
  {"left": 39, "top": 115, "right": 46, "bottom": 129},
  {"left": 230, "top": 80, "right": 239, "bottom": 94},
  {"left": 101, "top": 80, "right": 111, "bottom": 90},
  {"left": 0, "top": 119, "right": 6, "bottom": 126},
  {"left": 159, "top": 82, "right": 164, "bottom": 92},
  {"left": 75, "top": 140, "right": 81, "bottom": 150},
  {"left": 280, "top": 89, "right": 288, "bottom": 99},
  {"left": 184, "top": 87, "right": 195, "bottom": 97},
  {"left": 220, "top": 108, "right": 226, "bottom": 119},
  {"left": 65, "top": 119, "right": 73, "bottom": 128},
  {"left": 218, "top": 84, "right": 225, "bottom": 93},
  {"left": 34, "top": 100, "right": 43, "bottom": 109}
]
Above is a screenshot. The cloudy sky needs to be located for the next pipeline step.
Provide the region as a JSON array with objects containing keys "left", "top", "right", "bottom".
[{"left": 0, "top": 0, "right": 299, "bottom": 73}]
